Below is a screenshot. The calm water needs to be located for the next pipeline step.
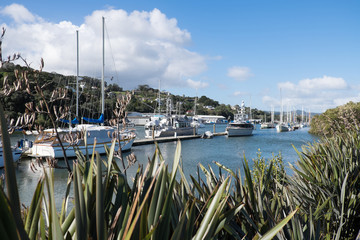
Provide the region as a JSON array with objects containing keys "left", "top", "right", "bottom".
[{"left": 3, "top": 124, "right": 318, "bottom": 207}]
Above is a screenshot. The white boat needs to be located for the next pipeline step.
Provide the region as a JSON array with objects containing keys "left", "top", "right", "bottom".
[
  {"left": 190, "top": 120, "right": 205, "bottom": 128},
  {"left": 276, "top": 89, "right": 290, "bottom": 133},
  {"left": 144, "top": 116, "right": 197, "bottom": 139},
  {"left": 0, "top": 140, "right": 22, "bottom": 168},
  {"left": 226, "top": 122, "right": 254, "bottom": 136},
  {"left": 28, "top": 124, "right": 135, "bottom": 158},
  {"left": 201, "top": 131, "right": 214, "bottom": 139},
  {"left": 260, "top": 122, "right": 275, "bottom": 129},
  {"left": 226, "top": 100, "right": 254, "bottom": 137},
  {"left": 28, "top": 17, "right": 136, "bottom": 159},
  {"left": 276, "top": 123, "right": 290, "bottom": 132}
]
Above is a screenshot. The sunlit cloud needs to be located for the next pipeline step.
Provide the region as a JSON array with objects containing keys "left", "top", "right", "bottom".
[
  {"left": 263, "top": 75, "right": 354, "bottom": 112},
  {"left": 186, "top": 78, "right": 208, "bottom": 89},
  {"left": 227, "top": 66, "right": 253, "bottom": 81},
  {"left": 0, "top": 4, "right": 207, "bottom": 90},
  {"left": 0, "top": 3, "right": 39, "bottom": 23}
]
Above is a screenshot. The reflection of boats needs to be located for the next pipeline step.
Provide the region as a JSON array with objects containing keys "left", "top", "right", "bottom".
[
  {"left": 28, "top": 17, "right": 136, "bottom": 158},
  {"left": 0, "top": 140, "right": 22, "bottom": 168},
  {"left": 144, "top": 116, "right": 197, "bottom": 139},
  {"left": 28, "top": 124, "right": 135, "bottom": 158},
  {"left": 226, "top": 101, "right": 254, "bottom": 137}
]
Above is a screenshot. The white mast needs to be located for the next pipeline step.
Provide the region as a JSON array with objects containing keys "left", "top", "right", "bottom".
[
  {"left": 158, "top": 79, "right": 161, "bottom": 115},
  {"left": 101, "top": 16, "right": 105, "bottom": 118},
  {"left": 76, "top": 30, "right": 79, "bottom": 117},
  {"left": 280, "top": 89, "right": 283, "bottom": 124}
]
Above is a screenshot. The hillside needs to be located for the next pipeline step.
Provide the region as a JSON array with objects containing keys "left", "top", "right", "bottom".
[{"left": 1, "top": 64, "right": 268, "bottom": 129}]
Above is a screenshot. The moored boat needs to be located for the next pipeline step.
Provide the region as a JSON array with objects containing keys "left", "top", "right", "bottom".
[
  {"left": 28, "top": 124, "right": 135, "bottom": 158},
  {"left": 260, "top": 122, "right": 275, "bottom": 129},
  {"left": 0, "top": 140, "right": 22, "bottom": 168},
  {"left": 276, "top": 123, "right": 290, "bottom": 132},
  {"left": 226, "top": 100, "right": 254, "bottom": 137},
  {"left": 144, "top": 116, "right": 197, "bottom": 139}
]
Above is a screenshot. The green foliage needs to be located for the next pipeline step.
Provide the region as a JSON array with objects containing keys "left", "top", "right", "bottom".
[
  {"left": 251, "top": 149, "right": 285, "bottom": 185},
  {"left": 309, "top": 101, "right": 360, "bottom": 136},
  {"left": 288, "top": 130, "right": 360, "bottom": 239}
]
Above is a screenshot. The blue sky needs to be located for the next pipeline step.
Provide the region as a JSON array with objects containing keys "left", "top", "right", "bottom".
[{"left": 1, "top": 1, "right": 359, "bottom": 113}]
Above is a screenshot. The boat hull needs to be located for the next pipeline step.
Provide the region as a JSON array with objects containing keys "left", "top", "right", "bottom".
[
  {"left": 0, "top": 147, "right": 22, "bottom": 168},
  {"left": 29, "top": 138, "right": 135, "bottom": 159},
  {"left": 226, "top": 127, "right": 253, "bottom": 137},
  {"left": 145, "top": 127, "right": 196, "bottom": 139},
  {"left": 276, "top": 124, "right": 290, "bottom": 132}
]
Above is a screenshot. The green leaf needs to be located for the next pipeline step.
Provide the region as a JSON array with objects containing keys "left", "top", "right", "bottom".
[{"left": 260, "top": 207, "right": 299, "bottom": 240}]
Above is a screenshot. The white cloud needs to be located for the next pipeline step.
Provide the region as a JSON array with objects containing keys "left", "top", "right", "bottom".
[
  {"left": 233, "top": 91, "right": 241, "bottom": 96},
  {"left": 227, "top": 66, "right": 252, "bottom": 81},
  {"left": 186, "top": 78, "right": 208, "bottom": 89},
  {"left": 0, "top": 5, "right": 207, "bottom": 90},
  {"left": 333, "top": 94, "right": 360, "bottom": 106},
  {"left": 263, "top": 76, "right": 354, "bottom": 112},
  {"left": 0, "top": 4, "right": 39, "bottom": 23}
]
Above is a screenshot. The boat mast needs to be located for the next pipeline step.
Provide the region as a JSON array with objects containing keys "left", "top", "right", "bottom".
[
  {"left": 76, "top": 30, "right": 79, "bottom": 118},
  {"left": 280, "top": 88, "right": 283, "bottom": 124},
  {"left": 101, "top": 16, "right": 105, "bottom": 120},
  {"left": 158, "top": 79, "right": 161, "bottom": 115}
]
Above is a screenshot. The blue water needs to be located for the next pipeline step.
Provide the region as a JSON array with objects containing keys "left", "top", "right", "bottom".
[{"left": 2, "top": 124, "right": 318, "bottom": 207}]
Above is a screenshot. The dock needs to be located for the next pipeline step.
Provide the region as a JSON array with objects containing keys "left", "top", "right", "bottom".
[{"left": 133, "top": 132, "right": 227, "bottom": 146}]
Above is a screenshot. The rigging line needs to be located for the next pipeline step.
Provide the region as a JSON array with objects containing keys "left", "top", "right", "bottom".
[{"left": 104, "top": 21, "right": 120, "bottom": 82}]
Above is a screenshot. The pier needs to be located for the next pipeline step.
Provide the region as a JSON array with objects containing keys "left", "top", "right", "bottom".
[{"left": 133, "top": 132, "right": 227, "bottom": 146}]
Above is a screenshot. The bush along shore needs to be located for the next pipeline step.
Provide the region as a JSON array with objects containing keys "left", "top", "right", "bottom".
[{"left": 1, "top": 100, "right": 360, "bottom": 239}]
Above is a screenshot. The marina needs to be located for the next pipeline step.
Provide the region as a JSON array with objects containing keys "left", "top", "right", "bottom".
[{"left": 3, "top": 124, "right": 318, "bottom": 208}]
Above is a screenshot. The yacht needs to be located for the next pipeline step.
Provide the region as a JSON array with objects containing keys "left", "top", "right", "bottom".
[
  {"left": 28, "top": 124, "right": 135, "bottom": 158},
  {"left": 144, "top": 116, "right": 197, "bottom": 139},
  {"left": 0, "top": 140, "right": 22, "bottom": 168},
  {"left": 226, "top": 101, "right": 254, "bottom": 137},
  {"left": 260, "top": 122, "right": 275, "bottom": 129},
  {"left": 28, "top": 18, "right": 136, "bottom": 159},
  {"left": 276, "top": 123, "right": 290, "bottom": 132}
]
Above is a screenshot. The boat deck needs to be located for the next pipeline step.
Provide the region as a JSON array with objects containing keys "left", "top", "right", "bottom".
[{"left": 133, "top": 132, "right": 227, "bottom": 146}]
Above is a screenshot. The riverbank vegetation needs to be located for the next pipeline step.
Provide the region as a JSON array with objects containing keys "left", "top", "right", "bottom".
[{"left": 309, "top": 101, "right": 360, "bottom": 136}]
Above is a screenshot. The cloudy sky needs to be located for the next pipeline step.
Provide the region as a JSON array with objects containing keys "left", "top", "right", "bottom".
[{"left": 1, "top": 1, "right": 359, "bottom": 113}]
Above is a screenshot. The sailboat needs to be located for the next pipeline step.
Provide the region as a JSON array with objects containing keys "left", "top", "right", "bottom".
[
  {"left": 260, "top": 106, "right": 275, "bottom": 129},
  {"left": 28, "top": 17, "right": 136, "bottom": 158},
  {"left": 276, "top": 89, "right": 290, "bottom": 132},
  {"left": 144, "top": 89, "right": 197, "bottom": 139},
  {"left": 0, "top": 140, "right": 22, "bottom": 168}
]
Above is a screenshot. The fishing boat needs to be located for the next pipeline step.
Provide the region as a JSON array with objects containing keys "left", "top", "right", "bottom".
[
  {"left": 226, "top": 100, "right": 254, "bottom": 137},
  {"left": 0, "top": 140, "right": 22, "bottom": 168},
  {"left": 144, "top": 116, "right": 196, "bottom": 139},
  {"left": 28, "top": 17, "right": 136, "bottom": 158}
]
